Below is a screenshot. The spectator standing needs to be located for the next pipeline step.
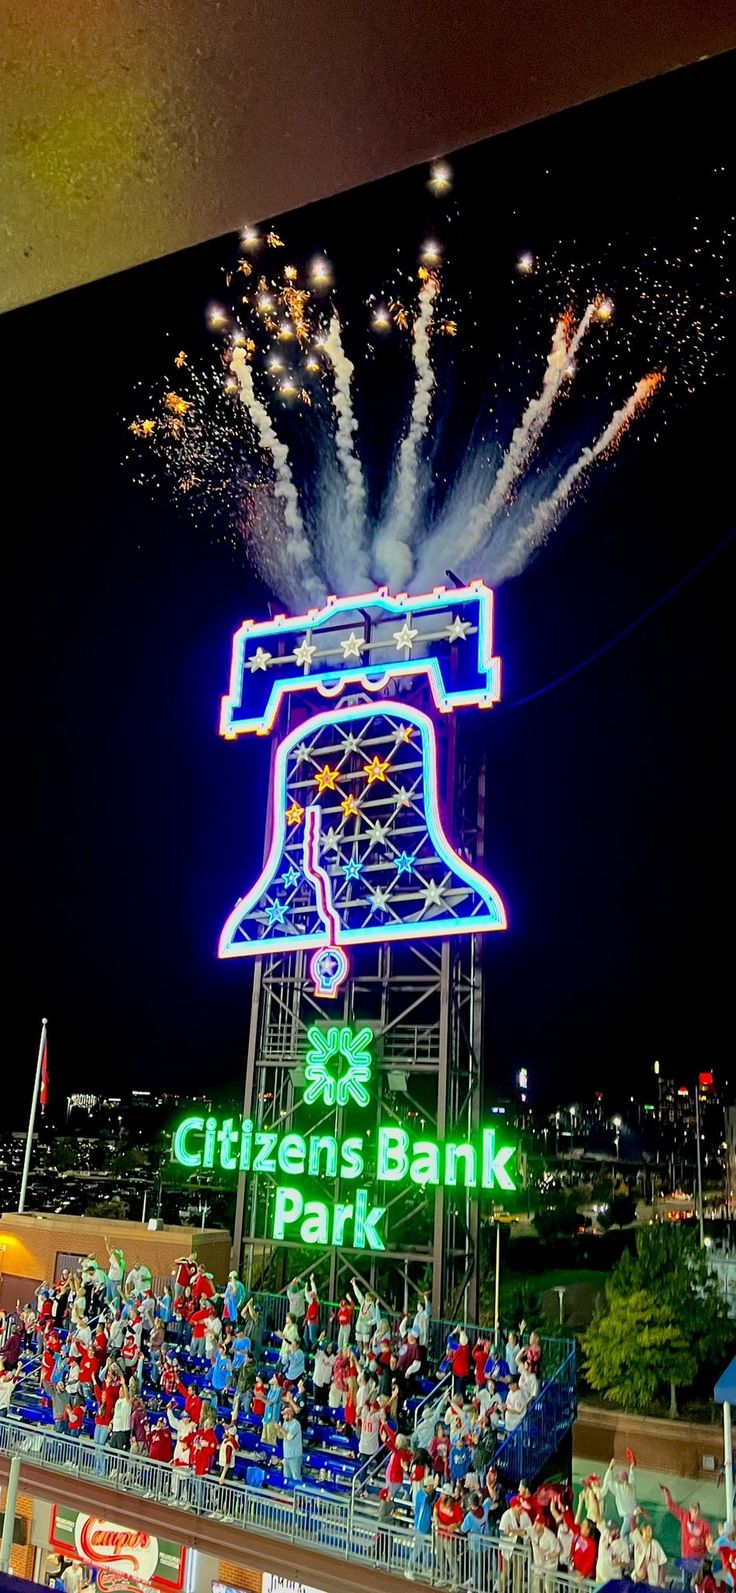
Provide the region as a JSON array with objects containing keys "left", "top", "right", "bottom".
[{"left": 631, "top": 1522, "right": 667, "bottom": 1586}]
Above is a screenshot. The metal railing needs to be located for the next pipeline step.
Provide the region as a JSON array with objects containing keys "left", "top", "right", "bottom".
[
  {"left": 493, "top": 1348, "right": 577, "bottom": 1484},
  {"left": 0, "top": 1414, "right": 598, "bottom": 1593}
]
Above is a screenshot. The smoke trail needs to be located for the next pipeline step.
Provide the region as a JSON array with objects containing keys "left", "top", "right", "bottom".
[
  {"left": 491, "top": 372, "right": 663, "bottom": 581},
  {"left": 230, "top": 346, "right": 325, "bottom": 602},
  {"left": 322, "top": 314, "right": 371, "bottom": 589},
  {"left": 444, "top": 302, "right": 600, "bottom": 571},
  {"left": 372, "top": 272, "right": 440, "bottom": 588}
]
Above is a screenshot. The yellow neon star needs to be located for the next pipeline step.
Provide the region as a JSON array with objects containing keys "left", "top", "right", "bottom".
[
  {"left": 285, "top": 800, "right": 305, "bottom": 827},
  {"left": 314, "top": 765, "right": 341, "bottom": 794},
  {"left": 340, "top": 793, "right": 360, "bottom": 818},
  {"left": 363, "top": 756, "right": 392, "bottom": 785}
]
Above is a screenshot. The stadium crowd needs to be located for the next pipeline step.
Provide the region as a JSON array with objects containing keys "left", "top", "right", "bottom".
[{"left": 1, "top": 1248, "right": 735, "bottom": 1591}]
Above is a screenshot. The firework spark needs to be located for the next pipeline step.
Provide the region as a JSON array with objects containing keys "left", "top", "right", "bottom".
[{"left": 128, "top": 161, "right": 728, "bottom": 605}]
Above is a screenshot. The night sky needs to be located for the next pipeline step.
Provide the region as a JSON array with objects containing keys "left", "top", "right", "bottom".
[{"left": 3, "top": 54, "right": 733, "bottom": 1124}]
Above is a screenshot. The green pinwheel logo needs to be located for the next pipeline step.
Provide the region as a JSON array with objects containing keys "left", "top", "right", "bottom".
[{"left": 303, "top": 1024, "right": 373, "bottom": 1108}]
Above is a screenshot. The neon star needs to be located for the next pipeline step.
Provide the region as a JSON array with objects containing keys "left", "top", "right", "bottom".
[
  {"left": 394, "top": 851, "right": 414, "bottom": 875},
  {"left": 340, "top": 793, "right": 360, "bottom": 818},
  {"left": 393, "top": 724, "right": 415, "bottom": 744},
  {"left": 248, "top": 646, "right": 272, "bottom": 672},
  {"left": 313, "top": 764, "right": 341, "bottom": 793},
  {"left": 422, "top": 879, "right": 445, "bottom": 908},
  {"left": 366, "top": 820, "right": 388, "bottom": 846},
  {"left": 341, "top": 631, "right": 366, "bottom": 660},
  {"left": 294, "top": 637, "right": 318, "bottom": 669},
  {"left": 370, "top": 887, "right": 390, "bottom": 912},
  {"left": 281, "top": 865, "right": 301, "bottom": 890},
  {"left": 446, "top": 616, "right": 473, "bottom": 642},
  {"left": 343, "top": 857, "right": 363, "bottom": 881},
  {"left": 285, "top": 800, "right": 305, "bottom": 827},
  {"left": 363, "top": 755, "right": 392, "bottom": 785},
  {"left": 265, "top": 900, "right": 287, "bottom": 926},
  {"left": 393, "top": 620, "right": 418, "bottom": 654}
]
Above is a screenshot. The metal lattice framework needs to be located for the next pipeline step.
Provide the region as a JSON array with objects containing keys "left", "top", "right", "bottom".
[{"left": 233, "top": 678, "right": 492, "bottom": 1318}]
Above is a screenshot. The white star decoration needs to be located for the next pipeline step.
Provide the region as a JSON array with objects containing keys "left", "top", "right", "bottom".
[
  {"left": 341, "top": 632, "right": 366, "bottom": 660},
  {"left": 294, "top": 745, "right": 311, "bottom": 766},
  {"left": 422, "top": 879, "right": 445, "bottom": 908},
  {"left": 370, "top": 887, "right": 390, "bottom": 911},
  {"left": 248, "top": 646, "right": 272, "bottom": 672},
  {"left": 393, "top": 724, "right": 414, "bottom": 743},
  {"left": 366, "top": 820, "right": 388, "bottom": 845},
  {"left": 341, "top": 733, "right": 361, "bottom": 753},
  {"left": 394, "top": 787, "right": 413, "bottom": 809},
  {"left": 294, "top": 638, "right": 318, "bottom": 669},
  {"left": 321, "top": 826, "right": 342, "bottom": 855},
  {"left": 393, "top": 620, "right": 418, "bottom": 654},
  {"left": 446, "top": 616, "right": 473, "bottom": 642}
]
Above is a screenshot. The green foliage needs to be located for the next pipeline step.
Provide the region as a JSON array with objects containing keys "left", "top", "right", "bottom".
[
  {"left": 84, "top": 1196, "right": 130, "bottom": 1220},
  {"left": 533, "top": 1190, "right": 585, "bottom": 1240},
  {"left": 598, "top": 1194, "right": 638, "bottom": 1230},
  {"left": 609, "top": 1223, "right": 732, "bottom": 1370},
  {"left": 583, "top": 1286, "right": 696, "bottom": 1413}
]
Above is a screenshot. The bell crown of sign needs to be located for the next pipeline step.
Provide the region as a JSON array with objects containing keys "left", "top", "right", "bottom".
[{"left": 220, "top": 580, "right": 500, "bottom": 737}]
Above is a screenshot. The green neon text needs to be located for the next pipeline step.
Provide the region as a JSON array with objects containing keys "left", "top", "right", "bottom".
[{"left": 172, "top": 1115, "right": 516, "bottom": 1192}]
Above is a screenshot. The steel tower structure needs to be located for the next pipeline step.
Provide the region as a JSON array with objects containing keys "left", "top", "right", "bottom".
[{"left": 230, "top": 657, "right": 494, "bottom": 1320}]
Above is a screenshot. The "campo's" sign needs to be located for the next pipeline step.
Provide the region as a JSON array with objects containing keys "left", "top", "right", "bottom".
[{"left": 48, "top": 1510, "right": 185, "bottom": 1592}]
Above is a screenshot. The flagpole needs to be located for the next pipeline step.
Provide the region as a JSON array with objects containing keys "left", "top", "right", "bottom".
[{"left": 18, "top": 1019, "right": 47, "bottom": 1215}]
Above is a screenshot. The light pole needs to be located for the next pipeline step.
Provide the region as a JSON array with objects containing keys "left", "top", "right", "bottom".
[{"left": 695, "top": 1082, "right": 705, "bottom": 1247}]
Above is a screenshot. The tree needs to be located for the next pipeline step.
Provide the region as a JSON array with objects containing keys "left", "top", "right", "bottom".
[
  {"left": 598, "top": 1193, "right": 637, "bottom": 1230},
  {"left": 608, "top": 1224, "right": 732, "bottom": 1372},
  {"left": 84, "top": 1196, "right": 130, "bottom": 1220},
  {"left": 533, "top": 1191, "right": 584, "bottom": 1240},
  {"left": 583, "top": 1287, "right": 696, "bottom": 1416}
]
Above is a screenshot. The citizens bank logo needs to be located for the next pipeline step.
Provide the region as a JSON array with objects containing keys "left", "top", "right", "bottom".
[{"left": 302, "top": 1023, "right": 373, "bottom": 1108}]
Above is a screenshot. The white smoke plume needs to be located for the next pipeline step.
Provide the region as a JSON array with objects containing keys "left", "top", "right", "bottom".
[
  {"left": 230, "top": 346, "right": 325, "bottom": 603},
  {"left": 444, "top": 302, "right": 600, "bottom": 570},
  {"left": 489, "top": 372, "right": 663, "bottom": 581},
  {"left": 322, "top": 314, "right": 371, "bottom": 589},
  {"left": 372, "top": 272, "right": 440, "bottom": 589}
]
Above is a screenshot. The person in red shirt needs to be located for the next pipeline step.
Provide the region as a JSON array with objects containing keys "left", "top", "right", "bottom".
[
  {"left": 161, "top": 1354, "right": 179, "bottom": 1396},
  {"left": 64, "top": 1394, "right": 85, "bottom": 1435},
  {"left": 434, "top": 1483, "right": 464, "bottom": 1585},
  {"left": 304, "top": 1277, "right": 320, "bottom": 1349},
  {"left": 472, "top": 1336, "right": 490, "bottom": 1389},
  {"left": 251, "top": 1376, "right": 267, "bottom": 1418},
  {"left": 380, "top": 1422, "right": 411, "bottom": 1497},
  {"left": 335, "top": 1297, "right": 354, "bottom": 1352},
  {"left": 429, "top": 1421, "right": 450, "bottom": 1481},
  {"left": 191, "top": 1416, "right": 218, "bottom": 1478},
  {"left": 93, "top": 1325, "right": 108, "bottom": 1364},
  {"left": 571, "top": 1520, "right": 598, "bottom": 1580},
  {"left": 450, "top": 1331, "right": 471, "bottom": 1397},
  {"left": 121, "top": 1332, "right": 140, "bottom": 1379},
  {"left": 191, "top": 1265, "right": 215, "bottom": 1305},
  {"left": 189, "top": 1305, "right": 214, "bottom": 1359},
  {"left": 172, "top": 1253, "right": 197, "bottom": 1291},
  {"left": 660, "top": 1486, "right": 711, "bottom": 1563},
  {"left": 176, "top": 1379, "right": 203, "bottom": 1426},
  {"left": 149, "top": 1418, "right": 174, "bottom": 1463}
]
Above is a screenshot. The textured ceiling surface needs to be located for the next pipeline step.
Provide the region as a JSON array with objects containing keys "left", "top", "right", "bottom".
[{"left": 2, "top": 0, "right": 734, "bottom": 312}]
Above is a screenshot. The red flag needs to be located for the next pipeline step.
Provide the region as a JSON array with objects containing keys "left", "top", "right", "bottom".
[{"left": 39, "top": 1029, "right": 49, "bottom": 1114}]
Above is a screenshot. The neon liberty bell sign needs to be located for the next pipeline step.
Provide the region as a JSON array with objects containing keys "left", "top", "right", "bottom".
[
  {"left": 173, "top": 582, "right": 516, "bottom": 1250},
  {"left": 173, "top": 1024, "right": 517, "bottom": 1252}
]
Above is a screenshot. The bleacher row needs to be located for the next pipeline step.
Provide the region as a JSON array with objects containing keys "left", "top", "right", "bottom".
[{"left": 9, "top": 1325, "right": 446, "bottom": 1501}]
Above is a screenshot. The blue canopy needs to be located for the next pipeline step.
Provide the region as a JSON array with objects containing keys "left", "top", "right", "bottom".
[{"left": 714, "top": 1355, "right": 736, "bottom": 1404}]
